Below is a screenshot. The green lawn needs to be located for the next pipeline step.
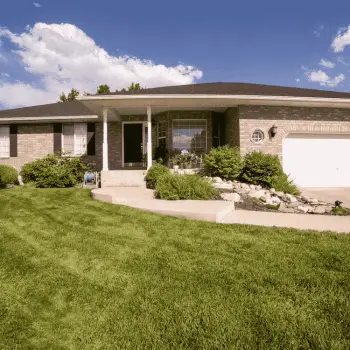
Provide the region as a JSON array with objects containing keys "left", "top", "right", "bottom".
[{"left": 1, "top": 188, "right": 350, "bottom": 349}]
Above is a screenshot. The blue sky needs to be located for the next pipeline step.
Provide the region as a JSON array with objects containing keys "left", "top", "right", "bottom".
[{"left": 1, "top": 0, "right": 350, "bottom": 109}]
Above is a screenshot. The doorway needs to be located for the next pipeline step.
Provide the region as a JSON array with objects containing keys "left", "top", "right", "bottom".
[{"left": 123, "top": 123, "right": 144, "bottom": 167}]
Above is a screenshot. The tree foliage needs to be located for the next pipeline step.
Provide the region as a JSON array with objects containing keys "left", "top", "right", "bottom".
[
  {"left": 59, "top": 88, "right": 80, "bottom": 102},
  {"left": 97, "top": 84, "right": 110, "bottom": 94},
  {"left": 118, "top": 82, "right": 144, "bottom": 92}
]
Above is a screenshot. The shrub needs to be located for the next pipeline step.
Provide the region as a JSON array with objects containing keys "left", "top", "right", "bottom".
[
  {"left": 21, "top": 154, "right": 87, "bottom": 188},
  {"left": 145, "top": 163, "right": 171, "bottom": 189},
  {"left": 0, "top": 165, "right": 18, "bottom": 187},
  {"left": 270, "top": 172, "right": 301, "bottom": 195},
  {"left": 203, "top": 146, "right": 244, "bottom": 180},
  {"left": 240, "top": 151, "right": 281, "bottom": 188},
  {"left": 331, "top": 206, "right": 349, "bottom": 216},
  {"left": 155, "top": 174, "right": 219, "bottom": 200}
]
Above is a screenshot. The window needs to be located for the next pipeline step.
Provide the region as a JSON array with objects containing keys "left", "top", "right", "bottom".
[
  {"left": 0, "top": 126, "right": 10, "bottom": 158},
  {"left": 62, "top": 123, "right": 87, "bottom": 156},
  {"left": 251, "top": 130, "right": 264, "bottom": 144},
  {"left": 172, "top": 119, "right": 206, "bottom": 155},
  {"left": 157, "top": 121, "right": 167, "bottom": 148}
]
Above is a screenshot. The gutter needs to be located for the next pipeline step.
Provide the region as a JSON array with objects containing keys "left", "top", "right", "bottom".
[{"left": 77, "top": 94, "right": 350, "bottom": 106}]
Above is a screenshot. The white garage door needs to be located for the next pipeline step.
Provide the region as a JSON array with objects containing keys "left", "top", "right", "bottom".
[{"left": 283, "top": 134, "right": 350, "bottom": 187}]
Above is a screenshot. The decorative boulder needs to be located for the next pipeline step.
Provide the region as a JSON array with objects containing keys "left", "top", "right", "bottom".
[
  {"left": 248, "top": 190, "right": 266, "bottom": 199},
  {"left": 221, "top": 193, "right": 241, "bottom": 202},
  {"left": 298, "top": 205, "right": 313, "bottom": 213},
  {"left": 213, "top": 177, "right": 223, "bottom": 183},
  {"left": 313, "top": 206, "right": 326, "bottom": 214},
  {"left": 271, "top": 196, "right": 281, "bottom": 205},
  {"left": 212, "top": 183, "right": 233, "bottom": 190}
]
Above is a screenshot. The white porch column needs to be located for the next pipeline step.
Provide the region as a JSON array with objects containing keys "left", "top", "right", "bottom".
[
  {"left": 102, "top": 108, "right": 109, "bottom": 171},
  {"left": 147, "top": 106, "right": 152, "bottom": 170}
]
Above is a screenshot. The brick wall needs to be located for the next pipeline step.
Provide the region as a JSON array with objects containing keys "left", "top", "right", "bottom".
[
  {"left": 238, "top": 105, "right": 350, "bottom": 159},
  {"left": 0, "top": 124, "right": 54, "bottom": 171}
]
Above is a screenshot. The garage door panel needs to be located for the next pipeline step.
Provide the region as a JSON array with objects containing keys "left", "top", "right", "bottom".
[{"left": 283, "top": 135, "right": 350, "bottom": 188}]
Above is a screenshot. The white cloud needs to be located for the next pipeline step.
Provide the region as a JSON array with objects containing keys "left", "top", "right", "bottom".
[
  {"left": 33, "top": 2, "right": 41, "bottom": 7},
  {"left": 0, "top": 23, "right": 203, "bottom": 108},
  {"left": 337, "top": 56, "right": 349, "bottom": 66},
  {"left": 306, "top": 69, "right": 345, "bottom": 87},
  {"left": 295, "top": 78, "right": 300, "bottom": 82},
  {"left": 319, "top": 59, "right": 335, "bottom": 68},
  {"left": 0, "top": 72, "right": 9, "bottom": 77},
  {"left": 332, "top": 26, "right": 350, "bottom": 52}
]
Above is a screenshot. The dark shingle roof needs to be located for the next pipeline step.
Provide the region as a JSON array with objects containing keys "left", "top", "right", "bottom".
[
  {"left": 0, "top": 100, "right": 94, "bottom": 118},
  {"left": 106, "top": 82, "right": 350, "bottom": 99}
]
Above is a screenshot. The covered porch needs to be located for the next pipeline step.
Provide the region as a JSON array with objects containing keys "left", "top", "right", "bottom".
[{"left": 77, "top": 95, "right": 241, "bottom": 174}]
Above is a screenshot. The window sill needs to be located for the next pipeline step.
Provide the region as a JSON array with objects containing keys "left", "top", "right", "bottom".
[{"left": 0, "top": 157, "right": 10, "bottom": 159}]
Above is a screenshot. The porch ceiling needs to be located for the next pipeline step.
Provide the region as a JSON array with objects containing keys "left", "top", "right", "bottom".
[{"left": 78, "top": 94, "right": 350, "bottom": 117}]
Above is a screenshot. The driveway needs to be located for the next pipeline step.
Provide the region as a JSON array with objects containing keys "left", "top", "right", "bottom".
[{"left": 301, "top": 188, "right": 350, "bottom": 209}]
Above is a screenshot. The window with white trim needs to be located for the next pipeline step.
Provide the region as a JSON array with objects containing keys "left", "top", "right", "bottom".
[
  {"left": 157, "top": 121, "right": 167, "bottom": 148},
  {"left": 172, "top": 119, "right": 207, "bottom": 155},
  {"left": 0, "top": 126, "right": 10, "bottom": 158},
  {"left": 62, "top": 123, "right": 87, "bottom": 156}
]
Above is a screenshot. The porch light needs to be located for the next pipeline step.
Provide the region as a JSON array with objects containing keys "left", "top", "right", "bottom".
[{"left": 270, "top": 124, "right": 278, "bottom": 138}]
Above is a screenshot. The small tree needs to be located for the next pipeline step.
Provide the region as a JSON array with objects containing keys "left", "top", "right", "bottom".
[
  {"left": 97, "top": 84, "right": 110, "bottom": 94},
  {"left": 59, "top": 88, "right": 80, "bottom": 102},
  {"left": 117, "top": 82, "right": 144, "bottom": 92}
]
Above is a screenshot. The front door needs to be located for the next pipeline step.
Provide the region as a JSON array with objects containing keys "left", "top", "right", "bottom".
[{"left": 123, "top": 123, "right": 143, "bottom": 166}]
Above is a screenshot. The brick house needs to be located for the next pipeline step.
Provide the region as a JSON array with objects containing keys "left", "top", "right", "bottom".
[{"left": 1, "top": 82, "right": 350, "bottom": 187}]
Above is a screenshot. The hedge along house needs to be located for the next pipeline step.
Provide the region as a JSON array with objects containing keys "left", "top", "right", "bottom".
[{"left": 1, "top": 82, "right": 350, "bottom": 187}]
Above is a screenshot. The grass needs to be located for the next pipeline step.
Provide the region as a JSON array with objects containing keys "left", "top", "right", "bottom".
[{"left": 1, "top": 188, "right": 350, "bottom": 349}]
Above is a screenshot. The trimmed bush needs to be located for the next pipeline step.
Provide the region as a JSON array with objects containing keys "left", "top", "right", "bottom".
[
  {"left": 240, "top": 151, "right": 281, "bottom": 188},
  {"left": 203, "top": 146, "right": 244, "bottom": 180},
  {"left": 0, "top": 165, "right": 18, "bottom": 187},
  {"left": 21, "top": 154, "right": 87, "bottom": 188},
  {"left": 271, "top": 172, "right": 300, "bottom": 195},
  {"left": 155, "top": 174, "right": 219, "bottom": 200},
  {"left": 145, "top": 163, "right": 171, "bottom": 189}
]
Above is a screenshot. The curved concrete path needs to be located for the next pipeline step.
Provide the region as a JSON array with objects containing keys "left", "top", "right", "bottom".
[
  {"left": 92, "top": 187, "right": 350, "bottom": 233},
  {"left": 92, "top": 187, "right": 234, "bottom": 223}
]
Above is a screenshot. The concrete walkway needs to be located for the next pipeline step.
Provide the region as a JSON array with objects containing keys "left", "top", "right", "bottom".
[
  {"left": 92, "top": 187, "right": 350, "bottom": 234},
  {"left": 302, "top": 187, "right": 350, "bottom": 209},
  {"left": 92, "top": 187, "right": 234, "bottom": 222}
]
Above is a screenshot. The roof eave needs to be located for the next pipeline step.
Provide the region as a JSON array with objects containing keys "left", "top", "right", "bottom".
[{"left": 76, "top": 94, "right": 350, "bottom": 107}]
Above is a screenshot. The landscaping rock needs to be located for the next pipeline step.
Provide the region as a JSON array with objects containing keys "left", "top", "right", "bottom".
[
  {"left": 286, "top": 201, "right": 300, "bottom": 208},
  {"left": 309, "top": 198, "right": 319, "bottom": 205},
  {"left": 279, "top": 206, "right": 296, "bottom": 213},
  {"left": 5, "top": 184, "right": 16, "bottom": 189},
  {"left": 324, "top": 206, "right": 333, "bottom": 213},
  {"left": 271, "top": 196, "right": 281, "bottom": 205},
  {"left": 248, "top": 190, "right": 266, "bottom": 199},
  {"left": 313, "top": 206, "right": 326, "bottom": 214},
  {"left": 259, "top": 196, "right": 267, "bottom": 203},
  {"left": 256, "top": 185, "right": 262, "bottom": 190},
  {"left": 301, "top": 196, "right": 310, "bottom": 203},
  {"left": 285, "top": 194, "right": 297, "bottom": 203},
  {"left": 213, "top": 177, "right": 223, "bottom": 183},
  {"left": 213, "top": 183, "right": 233, "bottom": 190},
  {"left": 221, "top": 193, "right": 241, "bottom": 202},
  {"left": 240, "top": 183, "right": 250, "bottom": 190},
  {"left": 298, "top": 205, "right": 313, "bottom": 213},
  {"left": 275, "top": 191, "right": 285, "bottom": 198},
  {"left": 249, "top": 184, "right": 256, "bottom": 190}
]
